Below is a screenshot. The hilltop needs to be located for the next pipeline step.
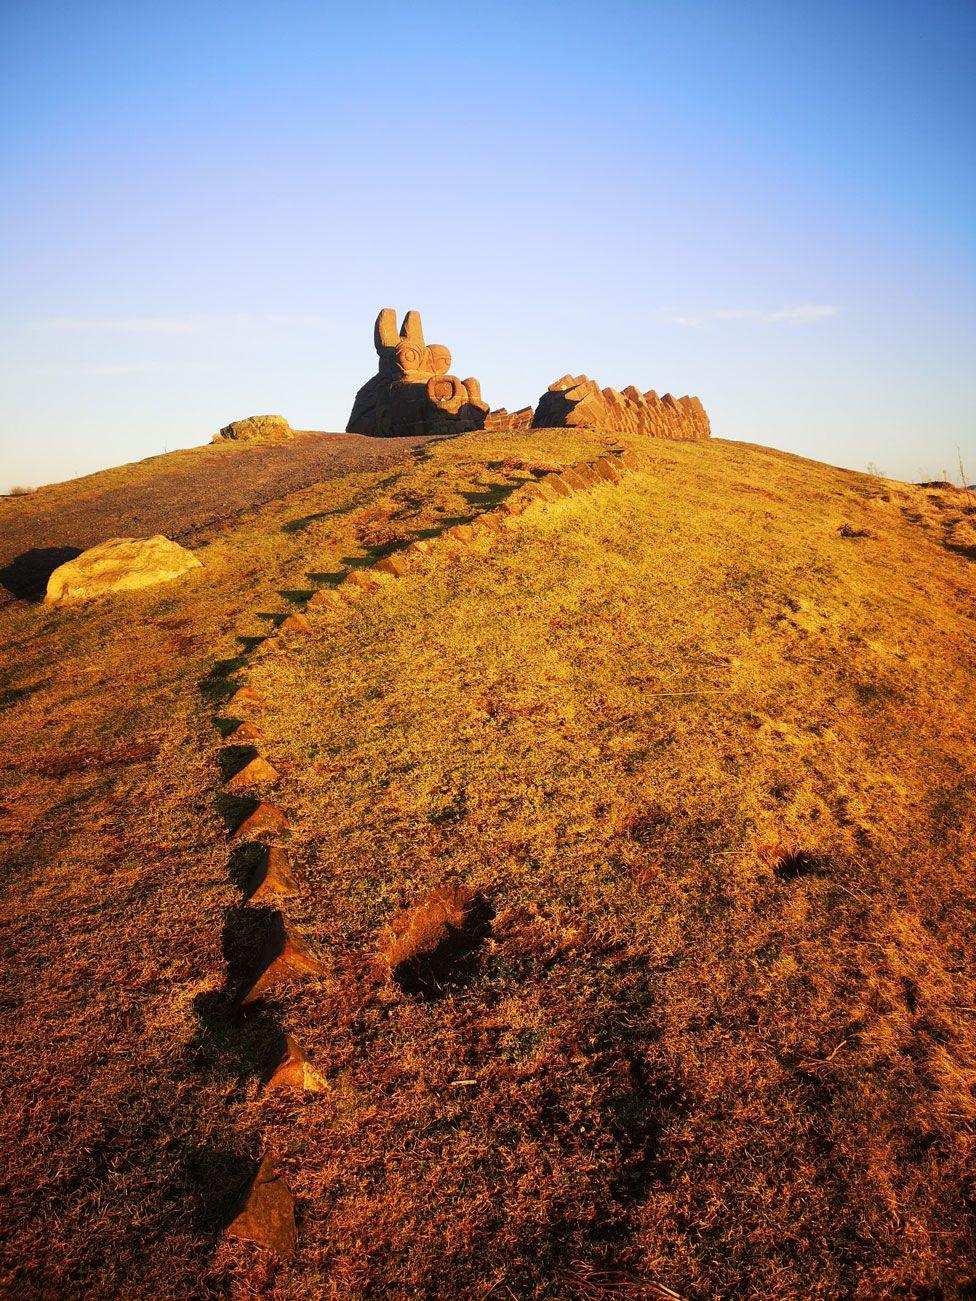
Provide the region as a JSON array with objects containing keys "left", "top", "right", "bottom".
[{"left": 1, "top": 426, "right": 974, "bottom": 1298}]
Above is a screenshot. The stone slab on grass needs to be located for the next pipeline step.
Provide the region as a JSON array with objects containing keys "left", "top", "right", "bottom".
[
  {"left": 45, "top": 536, "right": 201, "bottom": 605},
  {"left": 224, "top": 1150, "right": 296, "bottom": 1259}
]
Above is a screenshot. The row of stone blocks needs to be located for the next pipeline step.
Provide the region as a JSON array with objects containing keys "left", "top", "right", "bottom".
[
  {"left": 484, "top": 406, "right": 534, "bottom": 431},
  {"left": 533, "top": 374, "right": 710, "bottom": 440},
  {"left": 211, "top": 445, "right": 647, "bottom": 1260}
]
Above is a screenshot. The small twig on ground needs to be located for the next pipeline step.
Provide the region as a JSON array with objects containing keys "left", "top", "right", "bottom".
[
  {"left": 561, "top": 1265, "right": 686, "bottom": 1299},
  {"left": 798, "top": 1038, "right": 850, "bottom": 1068}
]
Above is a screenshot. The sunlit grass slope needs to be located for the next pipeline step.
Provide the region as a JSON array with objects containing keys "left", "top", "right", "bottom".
[
  {"left": 248, "top": 436, "right": 976, "bottom": 1297},
  {"left": 1, "top": 427, "right": 974, "bottom": 1297}
]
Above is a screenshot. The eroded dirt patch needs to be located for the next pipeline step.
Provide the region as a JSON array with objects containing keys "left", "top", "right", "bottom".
[{"left": 378, "top": 884, "right": 494, "bottom": 997}]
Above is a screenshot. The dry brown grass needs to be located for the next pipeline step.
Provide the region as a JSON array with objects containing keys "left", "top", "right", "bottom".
[{"left": 1, "top": 429, "right": 974, "bottom": 1298}]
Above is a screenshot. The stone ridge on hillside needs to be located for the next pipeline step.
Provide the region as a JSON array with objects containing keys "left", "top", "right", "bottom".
[{"left": 533, "top": 374, "right": 710, "bottom": 440}]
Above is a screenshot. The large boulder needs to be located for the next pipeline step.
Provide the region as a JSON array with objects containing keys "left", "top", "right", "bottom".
[
  {"left": 215, "top": 414, "right": 293, "bottom": 442},
  {"left": 45, "top": 536, "right": 202, "bottom": 605}
]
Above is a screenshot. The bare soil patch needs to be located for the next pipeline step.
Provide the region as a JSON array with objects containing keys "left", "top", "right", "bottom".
[{"left": 378, "top": 884, "right": 495, "bottom": 996}]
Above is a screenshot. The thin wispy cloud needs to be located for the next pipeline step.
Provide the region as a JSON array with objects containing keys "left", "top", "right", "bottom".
[
  {"left": 29, "top": 313, "right": 334, "bottom": 333},
  {"left": 651, "top": 304, "right": 840, "bottom": 328},
  {"left": 33, "top": 316, "right": 214, "bottom": 334},
  {"left": 29, "top": 363, "right": 222, "bottom": 378},
  {"left": 30, "top": 363, "right": 161, "bottom": 376}
]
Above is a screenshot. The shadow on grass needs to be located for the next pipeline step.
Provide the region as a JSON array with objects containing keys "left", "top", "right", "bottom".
[
  {"left": 189, "top": 986, "right": 283, "bottom": 1088},
  {"left": 218, "top": 745, "right": 259, "bottom": 783},
  {"left": 184, "top": 1140, "right": 259, "bottom": 1235},
  {"left": 226, "top": 841, "right": 265, "bottom": 894},
  {"left": 215, "top": 790, "right": 257, "bottom": 836},
  {"left": 205, "top": 655, "right": 249, "bottom": 682},
  {"left": 0, "top": 546, "right": 82, "bottom": 601},
  {"left": 282, "top": 506, "right": 348, "bottom": 535},
  {"left": 334, "top": 500, "right": 512, "bottom": 574},
  {"left": 221, "top": 906, "right": 291, "bottom": 999},
  {"left": 775, "top": 850, "right": 827, "bottom": 881},
  {"left": 0, "top": 679, "right": 50, "bottom": 712},
  {"left": 460, "top": 480, "right": 519, "bottom": 510},
  {"left": 198, "top": 659, "right": 251, "bottom": 708},
  {"left": 392, "top": 894, "right": 495, "bottom": 999},
  {"left": 306, "top": 569, "right": 347, "bottom": 587},
  {"left": 299, "top": 478, "right": 523, "bottom": 586},
  {"left": 282, "top": 471, "right": 403, "bottom": 534},
  {"left": 214, "top": 716, "right": 246, "bottom": 741}
]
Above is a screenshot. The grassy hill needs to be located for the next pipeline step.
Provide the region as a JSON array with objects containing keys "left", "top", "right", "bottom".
[{"left": 1, "top": 428, "right": 974, "bottom": 1298}]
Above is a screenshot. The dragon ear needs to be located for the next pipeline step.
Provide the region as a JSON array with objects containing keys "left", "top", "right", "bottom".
[
  {"left": 374, "top": 308, "right": 399, "bottom": 352},
  {"left": 399, "top": 310, "right": 425, "bottom": 347}
]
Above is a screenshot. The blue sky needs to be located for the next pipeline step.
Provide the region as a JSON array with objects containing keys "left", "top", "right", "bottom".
[{"left": 2, "top": 0, "right": 974, "bottom": 487}]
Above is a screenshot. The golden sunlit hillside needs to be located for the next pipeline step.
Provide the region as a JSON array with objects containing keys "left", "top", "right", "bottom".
[{"left": 1, "top": 427, "right": 974, "bottom": 1298}]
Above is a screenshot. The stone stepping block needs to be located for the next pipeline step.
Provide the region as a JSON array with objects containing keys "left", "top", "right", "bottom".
[
  {"left": 223, "top": 1150, "right": 296, "bottom": 1260},
  {"left": 262, "top": 1033, "right": 327, "bottom": 1093},
  {"left": 306, "top": 588, "right": 342, "bottom": 611},
  {"left": 404, "top": 539, "right": 433, "bottom": 558},
  {"left": 247, "top": 845, "right": 302, "bottom": 903},
  {"left": 592, "top": 457, "right": 623, "bottom": 484},
  {"left": 237, "top": 915, "right": 326, "bottom": 1004},
  {"left": 226, "top": 721, "right": 262, "bottom": 744},
  {"left": 444, "top": 523, "right": 475, "bottom": 543},
  {"left": 471, "top": 512, "right": 502, "bottom": 534},
  {"left": 227, "top": 686, "right": 264, "bottom": 711},
  {"left": 226, "top": 756, "right": 279, "bottom": 792},
  {"left": 533, "top": 477, "right": 564, "bottom": 503},
  {"left": 573, "top": 463, "right": 600, "bottom": 487},
  {"left": 278, "top": 612, "right": 312, "bottom": 636},
  {"left": 619, "top": 450, "right": 641, "bottom": 471},
  {"left": 252, "top": 637, "right": 283, "bottom": 658},
  {"left": 540, "top": 473, "right": 574, "bottom": 499},
  {"left": 230, "top": 801, "right": 289, "bottom": 842},
  {"left": 373, "top": 553, "right": 410, "bottom": 578},
  {"left": 559, "top": 467, "right": 590, "bottom": 493},
  {"left": 342, "top": 569, "right": 382, "bottom": 594}
]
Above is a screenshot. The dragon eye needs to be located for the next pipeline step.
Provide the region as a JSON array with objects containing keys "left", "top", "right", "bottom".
[{"left": 396, "top": 342, "right": 425, "bottom": 370}]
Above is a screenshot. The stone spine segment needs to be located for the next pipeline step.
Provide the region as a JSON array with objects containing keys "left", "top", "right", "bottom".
[
  {"left": 347, "top": 309, "right": 490, "bottom": 437},
  {"left": 484, "top": 407, "right": 534, "bottom": 431},
  {"left": 532, "top": 375, "right": 710, "bottom": 440}
]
